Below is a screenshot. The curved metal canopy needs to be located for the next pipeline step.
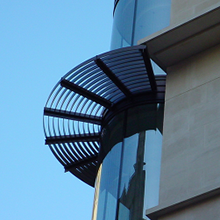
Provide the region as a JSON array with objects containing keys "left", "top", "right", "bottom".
[{"left": 43, "top": 45, "right": 166, "bottom": 186}]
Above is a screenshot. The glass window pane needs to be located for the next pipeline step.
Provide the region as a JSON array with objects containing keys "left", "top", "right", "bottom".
[
  {"left": 96, "top": 189, "right": 106, "bottom": 220},
  {"left": 118, "top": 202, "right": 130, "bottom": 220},
  {"left": 111, "top": 0, "right": 171, "bottom": 49},
  {"left": 95, "top": 104, "right": 164, "bottom": 220},
  {"left": 119, "top": 132, "right": 146, "bottom": 220},
  {"left": 105, "top": 192, "right": 118, "bottom": 219},
  {"left": 119, "top": 134, "right": 139, "bottom": 197},
  {"left": 111, "top": 0, "right": 135, "bottom": 49},
  {"left": 96, "top": 142, "right": 122, "bottom": 220},
  {"left": 143, "top": 129, "right": 162, "bottom": 211},
  {"left": 133, "top": 0, "right": 171, "bottom": 44}
]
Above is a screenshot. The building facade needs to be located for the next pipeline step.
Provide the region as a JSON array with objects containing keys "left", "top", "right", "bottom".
[
  {"left": 140, "top": 1, "right": 220, "bottom": 219},
  {"left": 43, "top": 0, "right": 220, "bottom": 219}
]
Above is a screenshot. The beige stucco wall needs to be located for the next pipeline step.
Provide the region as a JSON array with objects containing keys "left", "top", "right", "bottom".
[
  {"left": 158, "top": 43, "right": 220, "bottom": 212},
  {"left": 171, "top": 0, "right": 220, "bottom": 26}
]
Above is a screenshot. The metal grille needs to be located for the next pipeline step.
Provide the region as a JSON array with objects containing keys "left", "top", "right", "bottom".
[{"left": 43, "top": 45, "right": 166, "bottom": 186}]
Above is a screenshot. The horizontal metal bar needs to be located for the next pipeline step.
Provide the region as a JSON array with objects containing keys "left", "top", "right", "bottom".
[
  {"left": 45, "top": 133, "right": 100, "bottom": 145},
  {"left": 44, "top": 107, "right": 102, "bottom": 125},
  {"left": 60, "top": 79, "right": 112, "bottom": 109},
  {"left": 95, "top": 58, "right": 132, "bottom": 98}
]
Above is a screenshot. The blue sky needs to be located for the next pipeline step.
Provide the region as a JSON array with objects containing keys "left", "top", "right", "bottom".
[{"left": 0, "top": 1, "right": 113, "bottom": 219}]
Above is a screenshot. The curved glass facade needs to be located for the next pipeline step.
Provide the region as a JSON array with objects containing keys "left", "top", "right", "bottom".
[
  {"left": 91, "top": 1, "right": 169, "bottom": 219},
  {"left": 92, "top": 104, "right": 164, "bottom": 220},
  {"left": 111, "top": 0, "right": 171, "bottom": 49}
]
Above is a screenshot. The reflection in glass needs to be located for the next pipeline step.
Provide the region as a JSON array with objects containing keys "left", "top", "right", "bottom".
[
  {"left": 93, "top": 104, "right": 164, "bottom": 220},
  {"left": 118, "top": 130, "right": 162, "bottom": 219},
  {"left": 118, "top": 203, "right": 130, "bottom": 220},
  {"left": 134, "top": 0, "right": 171, "bottom": 44},
  {"left": 119, "top": 134, "right": 139, "bottom": 197},
  {"left": 111, "top": 0, "right": 136, "bottom": 49},
  {"left": 144, "top": 130, "right": 162, "bottom": 210},
  {"left": 119, "top": 132, "right": 146, "bottom": 220},
  {"left": 111, "top": 0, "right": 171, "bottom": 49},
  {"left": 96, "top": 142, "right": 122, "bottom": 220}
]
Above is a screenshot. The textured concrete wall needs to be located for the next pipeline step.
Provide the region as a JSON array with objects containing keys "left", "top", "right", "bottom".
[
  {"left": 159, "top": 43, "right": 220, "bottom": 211},
  {"left": 170, "top": 0, "right": 220, "bottom": 26}
]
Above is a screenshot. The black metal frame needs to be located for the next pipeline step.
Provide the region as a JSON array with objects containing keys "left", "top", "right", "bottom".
[
  {"left": 43, "top": 45, "right": 166, "bottom": 186},
  {"left": 114, "top": 0, "right": 120, "bottom": 14}
]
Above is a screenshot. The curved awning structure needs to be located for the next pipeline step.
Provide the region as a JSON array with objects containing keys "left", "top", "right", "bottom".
[{"left": 43, "top": 45, "right": 166, "bottom": 186}]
